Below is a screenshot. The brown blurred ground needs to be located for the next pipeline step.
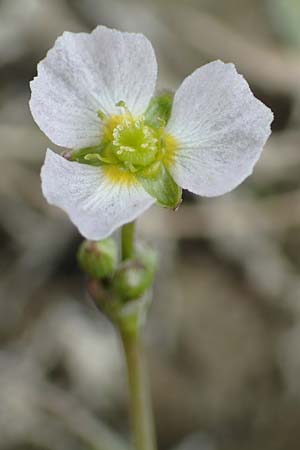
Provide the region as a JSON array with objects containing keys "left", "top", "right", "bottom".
[{"left": 1, "top": 0, "right": 300, "bottom": 449}]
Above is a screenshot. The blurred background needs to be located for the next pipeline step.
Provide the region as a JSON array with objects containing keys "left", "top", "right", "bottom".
[{"left": 1, "top": 0, "right": 300, "bottom": 449}]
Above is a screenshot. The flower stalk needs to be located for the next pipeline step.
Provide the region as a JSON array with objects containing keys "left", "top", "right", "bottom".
[
  {"left": 121, "top": 221, "right": 136, "bottom": 261},
  {"left": 79, "top": 221, "right": 157, "bottom": 450},
  {"left": 120, "top": 221, "right": 157, "bottom": 450},
  {"left": 120, "top": 327, "right": 157, "bottom": 450}
]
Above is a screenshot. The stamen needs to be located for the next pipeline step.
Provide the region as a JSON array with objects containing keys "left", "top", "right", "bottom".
[
  {"left": 84, "top": 153, "right": 111, "bottom": 164},
  {"left": 97, "top": 110, "right": 106, "bottom": 120},
  {"left": 116, "top": 100, "right": 127, "bottom": 108},
  {"left": 116, "top": 100, "right": 132, "bottom": 119},
  {"left": 123, "top": 119, "right": 131, "bottom": 127},
  {"left": 123, "top": 161, "right": 139, "bottom": 173}
]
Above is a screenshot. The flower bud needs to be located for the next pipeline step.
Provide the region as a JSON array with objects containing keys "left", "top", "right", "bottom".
[
  {"left": 113, "top": 246, "right": 157, "bottom": 301},
  {"left": 77, "top": 238, "right": 118, "bottom": 279}
]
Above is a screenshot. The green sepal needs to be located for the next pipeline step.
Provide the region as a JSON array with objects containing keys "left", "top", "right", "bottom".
[
  {"left": 77, "top": 238, "right": 118, "bottom": 279},
  {"left": 137, "top": 162, "right": 182, "bottom": 209},
  {"left": 144, "top": 92, "right": 173, "bottom": 128}
]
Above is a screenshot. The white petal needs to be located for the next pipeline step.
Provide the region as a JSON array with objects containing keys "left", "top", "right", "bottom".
[
  {"left": 41, "top": 149, "right": 155, "bottom": 240},
  {"left": 30, "top": 26, "right": 157, "bottom": 149},
  {"left": 166, "top": 60, "right": 273, "bottom": 197}
]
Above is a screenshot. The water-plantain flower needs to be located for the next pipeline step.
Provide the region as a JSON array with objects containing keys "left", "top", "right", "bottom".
[{"left": 30, "top": 26, "right": 273, "bottom": 240}]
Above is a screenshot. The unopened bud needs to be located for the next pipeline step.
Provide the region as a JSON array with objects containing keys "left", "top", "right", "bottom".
[
  {"left": 113, "top": 246, "right": 157, "bottom": 301},
  {"left": 77, "top": 238, "right": 118, "bottom": 279}
]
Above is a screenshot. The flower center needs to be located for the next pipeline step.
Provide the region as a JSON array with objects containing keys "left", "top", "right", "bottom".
[
  {"left": 111, "top": 116, "right": 159, "bottom": 172},
  {"left": 71, "top": 101, "right": 177, "bottom": 178},
  {"left": 68, "top": 96, "right": 182, "bottom": 209}
]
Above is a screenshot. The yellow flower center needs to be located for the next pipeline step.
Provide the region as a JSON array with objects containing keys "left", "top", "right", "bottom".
[
  {"left": 69, "top": 96, "right": 182, "bottom": 209},
  {"left": 81, "top": 110, "right": 178, "bottom": 185}
]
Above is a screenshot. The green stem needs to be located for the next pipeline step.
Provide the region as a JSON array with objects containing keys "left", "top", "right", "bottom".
[
  {"left": 120, "top": 329, "right": 157, "bottom": 450},
  {"left": 121, "top": 221, "right": 136, "bottom": 260},
  {"left": 119, "top": 222, "right": 157, "bottom": 450}
]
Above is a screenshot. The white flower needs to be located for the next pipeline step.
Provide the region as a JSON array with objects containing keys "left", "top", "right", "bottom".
[{"left": 30, "top": 26, "right": 273, "bottom": 240}]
